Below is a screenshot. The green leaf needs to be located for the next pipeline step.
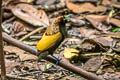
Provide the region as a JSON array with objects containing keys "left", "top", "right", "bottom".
[
  {"left": 109, "top": 10, "right": 115, "bottom": 18},
  {"left": 112, "top": 28, "right": 120, "bottom": 32},
  {"left": 45, "top": 63, "right": 52, "bottom": 70}
]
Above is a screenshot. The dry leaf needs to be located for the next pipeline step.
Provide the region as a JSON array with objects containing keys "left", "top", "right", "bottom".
[
  {"left": 2, "top": 0, "right": 34, "bottom": 6},
  {"left": 80, "top": 27, "right": 98, "bottom": 38},
  {"left": 12, "top": 3, "right": 49, "bottom": 27},
  {"left": 10, "top": 20, "right": 32, "bottom": 37},
  {"left": 0, "top": 59, "right": 19, "bottom": 74},
  {"left": 94, "top": 37, "right": 113, "bottom": 48},
  {"left": 66, "top": 0, "right": 106, "bottom": 13},
  {"left": 102, "top": 0, "right": 118, "bottom": 6},
  {"left": 103, "top": 73, "right": 120, "bottom": 80},
  {"left": 81, "top": 38, "right": 111, "bottom": 51},
  {"left": 86, "top": 15, "right": 107, "bottom": 22},
  {"left": 86, "top": 17, "right": 111, "bottom": 31},
  {"left": 110, "top": 18, "right": 120, "bottom": 27},
  {"left": 102, "top": 0, "right": 111, "bottom": 6},
  {"left": 83, "top": 56, "right": 103, "bottom": 72},
  {"left": 86, "top": 15, "right": 120, "bottom": 27},
  {"left": 86, "top": 15, "right": 112, "bottom": 31},
  {"left": 4, "top": 46, "right": 37, "bottom": 61},
  {"left": 81, "top": 39, "right": 97, "bottom": 51}
]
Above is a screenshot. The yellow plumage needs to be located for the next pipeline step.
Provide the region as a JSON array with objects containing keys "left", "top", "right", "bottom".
[
  {"left": 36, "top": 32, "right": 62, "bottom": 51},
  {"left": 36, "top": 16, "right": 67, "bottom": 56}
]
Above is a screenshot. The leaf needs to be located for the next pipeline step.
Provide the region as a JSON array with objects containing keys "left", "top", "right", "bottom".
[
  {"left": 64, "top": 48, "right": 79, "bottom": 60},
  {"left": 86, "top": 15, "right": 120, "bottom": 27},
  {"left": 10, "top": 20, "right": 32, "bottom": 37},
  {"left": 80, "top": 38, "right": 113, "bottom": 52},
  {"left": 12, "top": 4, "right": 50, "bottom": 27},
  {"left": 86, "top": 15, "right": 111, "bottom": 31},
  {"left": 45, "top": 63, "right": 52, "bottom": 70},
  {"left": 112, "top": 28, "right": 120, "bottom": 32},
  {"left": 102, "top": 0, "right": 111, "bottom": 6},
  {"left": 4, "top": 46, "right": 38, "bottom": 61},
  {"left": 2, "top": 0, "right": 34, "bottom": 6},
  {"left": 83, "top": 56, "right": 103, "bottom": 72},
  {"left": 4, "top": 59, "right": 19, "bottom": 73},
  {"left": 108, "top": 10, "right": 115, "bottom": 18},
  {"left": 109, "top": 18, "right": 120, "bottom": 27},
  {"left": 80, "top": 27, "right": 98, "bottom": 38},
  {"left": 66, "top": 0, "right": 106, "bottom": 14}
]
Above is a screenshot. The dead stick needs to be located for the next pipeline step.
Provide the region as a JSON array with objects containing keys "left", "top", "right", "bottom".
[
  {"left": 6, "top": 74, "right": 35, "bottom": 80},
  {"left": 2, "top": 32, "right": 103, "bottom": 80},
  {"left": 0, "top": 0, "right": 6, "bottom": 80},
  {"left": 19, "top": 27, "right": 44, "bottom": 41}
]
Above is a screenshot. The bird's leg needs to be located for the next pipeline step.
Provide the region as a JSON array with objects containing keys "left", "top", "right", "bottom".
[
  {"left": 51, "top": 55, "right": 62, "bottom": 65},
  {"left": 37, "top": 51, "right": 49, "bottom": 61},
  {"left": 37, "top": 51, "right": 62, "bottom": 65}
]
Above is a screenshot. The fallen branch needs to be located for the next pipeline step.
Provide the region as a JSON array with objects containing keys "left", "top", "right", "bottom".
[
  {"left": 2, "top": 32, "right": 103, "bottom": 80},
  {"left": 0, "top": 0, "right": 6, "bottom": 79},
  {"left": 6, "top": 74, "right": 35, "bottom": 80}
]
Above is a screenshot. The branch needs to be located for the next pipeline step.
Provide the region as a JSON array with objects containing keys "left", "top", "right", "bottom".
[
  {"left": 0, "top": 0, "right": 6, "bottom": 79},
  {"left": 6, "top": 74, "right": 35, "bottom": 80},
  {"left": 19, "top": 27, "right": 44, "bottom": 41},
  {"left": 2, "top": 32, "right": 103, "bottom": 80}
]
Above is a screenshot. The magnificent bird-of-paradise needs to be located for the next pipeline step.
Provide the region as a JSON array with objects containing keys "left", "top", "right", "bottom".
[{"left": 36, "top": 15, "right": 71, "bottom": 64}]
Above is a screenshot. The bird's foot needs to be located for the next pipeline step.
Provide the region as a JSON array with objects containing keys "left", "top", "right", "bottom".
[{"left": 52, "top": 55, "right": 62, "bottom": 65}]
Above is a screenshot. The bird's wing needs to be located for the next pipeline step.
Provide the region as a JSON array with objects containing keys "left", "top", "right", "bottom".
[
  {"left": 45, "top": 22, "right": 60, "bottom": 35},
  {"left": 36, "top": 18, "right": 63, "bottom": 51},
  {"left": 36, "top": 32, "right": 62, "bottom": 51}
]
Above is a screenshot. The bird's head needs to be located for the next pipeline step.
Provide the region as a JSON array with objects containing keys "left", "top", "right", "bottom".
[
  {"left": 55, "top": 14, "right": 72, "bottom": 24},
  {"left": 55, "top": 14, "right": 72, "bottom": 38}
]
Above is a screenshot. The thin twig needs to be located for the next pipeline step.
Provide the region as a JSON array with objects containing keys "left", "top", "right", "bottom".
[
  {"left": 0, "top": 0, "right": 6, "bottom": 80},
  {"left": 6, "top": 74, "right": 36, "bottom": 80},
  {"left": 19, "top": 27, "right": 45, "bottom": 41},
  {"left": 29, "top": 36, "right": 42, "bottom": 39}
]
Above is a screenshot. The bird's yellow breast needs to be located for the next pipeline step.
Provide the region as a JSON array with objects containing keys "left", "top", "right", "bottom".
[{"left": 36, "top": 32, "right": 62, "bottom": 51}]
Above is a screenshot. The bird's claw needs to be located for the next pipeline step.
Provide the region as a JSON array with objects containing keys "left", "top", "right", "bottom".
[
  {"left": 56, "top": 57, "right": 62, "bottom": 65},
  {"left": 52, "top": 55, "right": 62, "bottom": 65}
]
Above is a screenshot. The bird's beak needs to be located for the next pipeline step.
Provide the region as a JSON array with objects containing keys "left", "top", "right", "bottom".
[{"left": 64, "top": 14, "right": 72, "bottom": 22}]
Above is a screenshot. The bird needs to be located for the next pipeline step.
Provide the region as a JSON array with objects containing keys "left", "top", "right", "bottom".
[{"left": 36, "top": 15, "right": 71, "bottom": 64}]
